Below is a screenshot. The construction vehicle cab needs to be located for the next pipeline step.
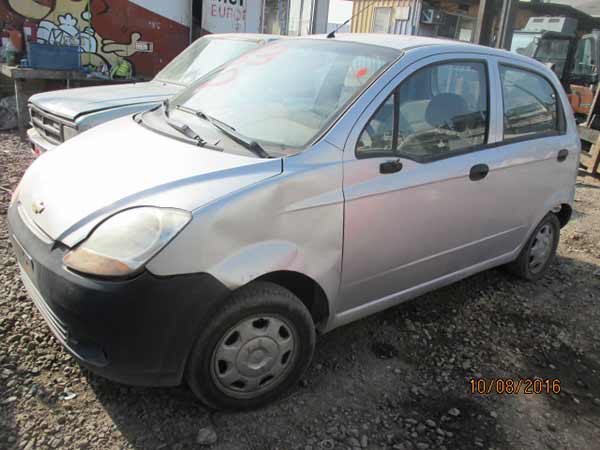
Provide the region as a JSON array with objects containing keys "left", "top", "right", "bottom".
[{"left": 569, "top": 30, "right": 600, "bottom": 117}]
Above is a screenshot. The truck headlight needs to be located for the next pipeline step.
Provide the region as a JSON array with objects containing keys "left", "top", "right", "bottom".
[
  {"left": 63, "top": 207, "right": 191, "bottom": 277},
  {"left": 63, "top": 126, "right": 78, "bottom": 141}
]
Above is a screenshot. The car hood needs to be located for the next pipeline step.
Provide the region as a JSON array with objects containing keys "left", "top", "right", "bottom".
[
  {"left": 16, "top": 116, "right": 282, "bottom": 247},
  {"left": 28, "top": 81, "right": 181, "bottom": 121}
]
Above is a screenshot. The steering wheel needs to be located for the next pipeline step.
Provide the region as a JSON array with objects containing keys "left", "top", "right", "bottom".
[
  {"left": 358, "top": 122, "right": 391, "bottom": 150},
  {"left": 398, "top": 128, "right": 462, "bottom": 155}
]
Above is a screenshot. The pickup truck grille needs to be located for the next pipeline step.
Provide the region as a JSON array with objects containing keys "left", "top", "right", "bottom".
[{"left": 29, "top": 105, "right": 74, "bottom": 145}]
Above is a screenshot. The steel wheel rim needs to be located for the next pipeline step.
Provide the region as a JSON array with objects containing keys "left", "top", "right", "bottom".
[
  {"left": 210, "top": 314, "right": 297, "bottom": 399},
  {"left": 529, "top": 224, "right": 554, "bottom": 273}
]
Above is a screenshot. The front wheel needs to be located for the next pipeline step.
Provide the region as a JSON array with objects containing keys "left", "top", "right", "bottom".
[
  {"left": 185, "top": 282, "right": 315, "bottom": 410},
  {"left": 506, "top": 213, "right": 560, "bottom": 281}
]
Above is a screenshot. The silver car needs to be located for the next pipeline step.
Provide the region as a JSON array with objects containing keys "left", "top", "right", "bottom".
[
  {"left": 27, "top": 33, "right": 278, "bottom": 154},
  {"left": 8, "top": 35, "right": 580, "bottom": 410}
]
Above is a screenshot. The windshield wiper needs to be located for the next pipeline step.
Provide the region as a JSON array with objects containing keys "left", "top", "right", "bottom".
[
  {"left": 162, "top": 102, "right": 206, "bottom": 146},
  {"left": 176, "top": 105, "right": 271, "bottom": 158}
]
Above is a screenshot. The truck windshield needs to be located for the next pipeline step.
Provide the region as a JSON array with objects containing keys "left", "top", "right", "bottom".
[
  {"left": 511, "top": 33, "right": 539, "bottom": 57},
  {"left": 155, "top": 37, "right": 261, "bottom": 86},
  {"left": 169, "top": 39, "right": 400, "bottom": 149}
]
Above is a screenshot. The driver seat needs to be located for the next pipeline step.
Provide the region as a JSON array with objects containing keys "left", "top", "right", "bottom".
[{"left": 424, "top": 93, "right": 470, "bottom": 132}]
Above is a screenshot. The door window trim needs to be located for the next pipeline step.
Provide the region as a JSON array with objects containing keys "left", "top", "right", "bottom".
[
  {"left": 498, "top": 62, "right": 567, "bottom": 145},
  {"left": 355, "top": 58, "right": 492, "bottom": 163}
]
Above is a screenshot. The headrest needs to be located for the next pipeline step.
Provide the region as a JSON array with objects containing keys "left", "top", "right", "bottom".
[{"left": 425, "top": 93, "right": 469, "bottom": 129}]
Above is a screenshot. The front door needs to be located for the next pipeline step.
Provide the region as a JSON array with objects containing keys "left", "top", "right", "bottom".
[{"left": 339, "top": 56, "right": 524, "bottom": 314}]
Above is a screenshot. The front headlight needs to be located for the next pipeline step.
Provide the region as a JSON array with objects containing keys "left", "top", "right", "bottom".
[
  {"left": 63, "top": 207, "right": 191, "bottom": 277},
  {"left": 62, "top": 125, "right": 79, "bottom": 141}
]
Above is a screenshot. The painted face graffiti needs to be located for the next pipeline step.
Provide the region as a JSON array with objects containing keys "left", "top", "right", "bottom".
[{"left": 37, "top": 13, "right": 98, "bottom": 53}]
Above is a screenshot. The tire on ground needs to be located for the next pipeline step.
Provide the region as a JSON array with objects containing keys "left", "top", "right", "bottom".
[
  {"left": 505, "top": 213, "right": 560, "bottom": 281},
  {"left": 185, "top": 281, "right": 316, "bottom": 410}
]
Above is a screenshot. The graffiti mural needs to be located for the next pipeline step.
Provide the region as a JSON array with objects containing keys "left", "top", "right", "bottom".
[{"left": 1, "top": 0, "right": 190, "bottom": 77}]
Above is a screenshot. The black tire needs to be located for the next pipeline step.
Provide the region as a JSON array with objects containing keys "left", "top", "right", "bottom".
[
  {"left": 506, "top": 213, "right": 560, "bottom": 281},
  {"left": 185, "top": 281, "right": 315, "bottom": 410}
]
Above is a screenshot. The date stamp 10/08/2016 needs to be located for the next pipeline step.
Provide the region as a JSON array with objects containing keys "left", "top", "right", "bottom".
[{"left": 469, "top": 378, "right": 561, "bottom": 395}]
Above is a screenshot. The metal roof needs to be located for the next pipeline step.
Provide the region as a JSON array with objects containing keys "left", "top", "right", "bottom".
[
  {"left": 310, "top": 33, "right": 462, "bottom": 49},
  {"left": 306, "top": 33, "right": 549, "bottom": 69}
]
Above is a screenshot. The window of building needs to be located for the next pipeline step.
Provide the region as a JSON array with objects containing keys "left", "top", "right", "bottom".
[
  {"left": 288, "top": 0, "right": 314, "bottom": 36},
  {"left": 436, "top": 14, "right": 475, "bottom": 42},
  {"left": 372, "top": 7, "right": 392, "bottom": 33},
  {"left": 500, "top": 66, "right": 561, "bottom": 140}
]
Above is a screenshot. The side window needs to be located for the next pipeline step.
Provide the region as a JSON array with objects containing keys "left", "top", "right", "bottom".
[
  {"left": 500, "top": 66, "right": 560, "bottom": 140},
  {"left": 357, "top": 61, "right": 488, "bottom": 162},
  {"left": 357, "top": 95, "right": 395, "bottom": 157},
  {"left": 573, "top": 38, "right": 596, "bottom": 76}
]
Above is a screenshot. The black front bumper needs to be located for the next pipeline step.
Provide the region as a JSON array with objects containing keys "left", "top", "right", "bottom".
[{"left": 7, "top": 204, "right": 230, "bottom": 386}]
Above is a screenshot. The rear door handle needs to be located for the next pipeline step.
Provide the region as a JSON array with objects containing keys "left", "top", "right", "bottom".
[
  {"left": 380, "top": 159, "right": 403, "bottom": 174},
  {"left": 557, "top": 149, "right": 569, "bottom": 162},
  {"left": 469, "top": 164, "right": 489, "bottom": 181}
]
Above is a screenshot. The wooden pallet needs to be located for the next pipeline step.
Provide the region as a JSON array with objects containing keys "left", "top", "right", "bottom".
[
  {"left": 579, "top": 126, "right": 600, "bottom": 176},
  {"left": 579, "top": 86, "right": 600, "bottom": 176}
]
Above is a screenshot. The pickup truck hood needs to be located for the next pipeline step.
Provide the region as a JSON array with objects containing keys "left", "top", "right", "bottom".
[
  {"left": 29, "top": 81, "right": 181, "bottom": 121},
  {"left": 17, "top": 116, "right": 282, "bottom": 247}
]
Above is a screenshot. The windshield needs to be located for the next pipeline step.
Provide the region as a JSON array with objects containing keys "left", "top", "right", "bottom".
[
  {"left": 511, "top": 33, "right": 540, "bottom": 57},
  {"left": 169, "top": 39, "right": 400, "bottom": 149},
  {"left": 155, "top": 37, "right": 261, "bottom": 85},
  {"left": 534, "top": 38, "right": 571, "bottom": 78}
]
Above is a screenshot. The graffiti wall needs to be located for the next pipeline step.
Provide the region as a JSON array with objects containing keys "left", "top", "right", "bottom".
[{"left": 0, "top": 0, "right": 191, "bottom": 77}]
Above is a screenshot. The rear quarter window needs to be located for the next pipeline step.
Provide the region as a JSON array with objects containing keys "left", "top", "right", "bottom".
[{"left": 500, "top": 65, "right": 564, "bottom": 141}]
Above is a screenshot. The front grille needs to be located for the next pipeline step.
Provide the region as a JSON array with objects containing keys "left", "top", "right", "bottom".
[
  {"left": 19, "top": 265, "right": 69, "bottom": 343},
  {"left": 29, "top": 106, "right": 74, "bottom": 145}
]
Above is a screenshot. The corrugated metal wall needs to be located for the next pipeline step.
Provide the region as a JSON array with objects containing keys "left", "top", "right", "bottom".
[{"left": 351, "top": 0, "right": 413, "bottom": 33}]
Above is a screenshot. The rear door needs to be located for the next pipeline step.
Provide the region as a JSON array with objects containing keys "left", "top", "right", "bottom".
[{"left": 494, "top": 58, "right": 578, "bottom": 234}]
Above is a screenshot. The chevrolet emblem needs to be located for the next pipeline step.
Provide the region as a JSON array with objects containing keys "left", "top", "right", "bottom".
[{"left": 32, "top": 201, "right": 45, "bottom": 215}]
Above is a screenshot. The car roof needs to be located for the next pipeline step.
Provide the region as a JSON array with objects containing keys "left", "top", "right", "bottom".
[
  {"left": 205, "top": 33, "right": 282, "bottom": 43},
  {"left": 307, "top": 33, "right": 549, "bottom": 70}
]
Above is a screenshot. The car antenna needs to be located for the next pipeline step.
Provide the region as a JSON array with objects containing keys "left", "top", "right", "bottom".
[{"left": 327, "top": 2, "right": 371, "bottom": 38}]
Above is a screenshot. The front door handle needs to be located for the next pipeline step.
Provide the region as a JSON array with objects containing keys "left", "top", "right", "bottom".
[
  {"left": 469, "top": 163, "right": 489, "bottom": 181},
  {"left": 380, "top": 159, "right": 403, "bottom": 174},
  {"left": 557, "top": 149, "right": 569, "bottom": 162}
]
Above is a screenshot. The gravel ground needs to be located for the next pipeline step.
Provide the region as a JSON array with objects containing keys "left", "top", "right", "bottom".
[{"left": 1, "top": 130, "right": 600, "bottom": 450}]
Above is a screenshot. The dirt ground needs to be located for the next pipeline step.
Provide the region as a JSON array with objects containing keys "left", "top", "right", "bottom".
[{"left": 1, "top": 130, "right": 600, "bottom": 450}]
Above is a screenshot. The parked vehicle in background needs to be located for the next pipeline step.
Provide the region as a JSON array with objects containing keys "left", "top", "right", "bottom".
[
  {"left": 511, "top": 29, "right": 576, "bottom": 83},
  {"left": 27, "top": 33, "right": 279, "bottom": 155},
  {"left": 9, "top": 35, "right": 580, "bottom": 410},
  {"left": 511, "top": 18, "right": 600, "bottom": 119},
  {"left": 569, "top": 30, "right": 600, "bottom": 117}
]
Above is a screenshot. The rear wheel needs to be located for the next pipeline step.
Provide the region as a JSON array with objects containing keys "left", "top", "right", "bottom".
[
  {"left": 506, "top": 213, "right": 560, "bottom": 281},
  {"left": 185, "top": 282, "right": 315, "bottom": 410}
]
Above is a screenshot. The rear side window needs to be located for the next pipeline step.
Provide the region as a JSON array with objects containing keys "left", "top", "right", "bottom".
[
  {"left": 500, "top": 66, "right": 561, "bottom": 140},
  {"left": 357, "top": 61, "right": 489, "bottom": 162}
]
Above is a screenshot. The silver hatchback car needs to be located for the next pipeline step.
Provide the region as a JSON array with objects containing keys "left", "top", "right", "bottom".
[{"left": 8, "top": 34, "right": 580, "bottom": 410}]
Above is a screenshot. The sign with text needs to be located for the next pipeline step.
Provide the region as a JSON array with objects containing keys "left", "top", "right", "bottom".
[{"left": 202, "top": 0, "right": 261, "bottom": 33}]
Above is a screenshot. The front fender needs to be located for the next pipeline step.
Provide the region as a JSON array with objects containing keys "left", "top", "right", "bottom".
[
  {"left": 147, "top": 140, "right": 344, "bottom": 306},
  {"left": 209, "top": 240, "right": 304, "bottom": 289}
]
